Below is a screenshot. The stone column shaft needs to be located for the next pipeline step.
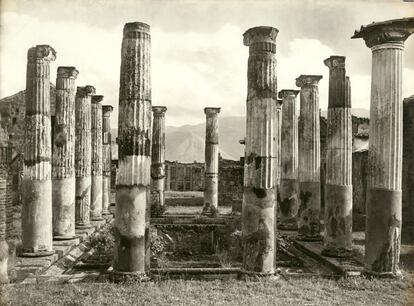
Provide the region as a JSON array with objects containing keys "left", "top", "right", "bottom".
[
  {"left": 242, "top": 26, "right": 279, "bottom": 275},
  {"left": 52, "top": 66, "right": 79, "bottom": 240},
  {"left": 296, "top": 74, "right": 323, "bottom": 241},
  {"left": 21, "top": 45, "right": 56, "bottom": 256},
  {"left": 203, "top": 107, "right": 220, "bottom": 215},
  {"left": 114, "top": 22, "right": 152, "bottom": 278},
  {"left": 151, "top": 106, "right": 167, "bottom": 215},
  {"left": 90, "top": 95, "right": 104, "bottom": 221},
  {"left": 102, "top": 105, "right": 114, "bottom": 215},
  {"left": 352, "top": 17, "right": 414, "bottom": 277},
  {"left": 75, "top": 86, "right": 95, "bottom": 229},
  {"left": 323, "top": 56, "right": 353, "bottom": 257},
  {"left": 0, "top": 146, "right": 11, "bottom": 283},
  {"left": 278, "top": 90, "right": 299, "bottom": 230}
]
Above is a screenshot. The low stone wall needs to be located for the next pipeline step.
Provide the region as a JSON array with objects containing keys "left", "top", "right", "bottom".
[{"left": 218, "top": 160, "right": 243, "bottom": 210}]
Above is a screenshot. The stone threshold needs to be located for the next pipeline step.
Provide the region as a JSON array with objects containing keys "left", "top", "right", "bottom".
[
  {"left": 14, "top": 219, "right": 110, "bottom": 283},
  {"left": 291, "top": 238, "right": 364, "bottom": 277}
]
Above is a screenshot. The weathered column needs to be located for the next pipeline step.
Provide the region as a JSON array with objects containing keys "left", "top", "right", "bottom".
[
  {"left": 102, "top": 105, "right": 114, "bottom": 215},
  {"left": 322, "top": 56, "right": 353, "bottom": 257},
  {"left": 90, "top": 95, "right": 104, "bottom": 221},
  {"left": 296, "top": 74, "right": 323, "bottom": 241},
  {"left": 202, "top": 107, "right": 220, "bottom": 216},
  {"left": 0, "top": 146, "right": 11, "bottom": 283},
  {"left": 75, "top": 86, "right": 95, "bottom": 229},
  {"left": 52, "top": 66, "right": 79, "bottom": 240},
  {"left": 278, "top": 90, "right": 300, "bottom": 230},
  {"left": 151, "top": 106, "right": 167, "bottom": 216},
  {"left": 352, "top": 17, "right": 414, "bottom": 277},
  {"left": 113, "top": 22, "right": 152, "bottom": 279},
  {"left": 242, "top": 26, "right": 278, "bottom": 275},
  {"left": 165, "top": 164, "right": 171, "bottom": 191},
  {"left": 21, "top": 45, "right": 56, "bottom": 256}
]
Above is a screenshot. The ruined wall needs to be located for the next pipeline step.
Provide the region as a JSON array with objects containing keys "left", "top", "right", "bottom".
[
  {"left": 166, "top": 161, "right": 204, "bottom": 191},
  {"left": 218, "top": 159, "right": 243, "bottom": 210}
]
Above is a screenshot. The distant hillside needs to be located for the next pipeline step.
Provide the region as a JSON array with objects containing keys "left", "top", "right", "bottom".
[{"left": 111, "top": 109, "right": 369, "bottom": 162}]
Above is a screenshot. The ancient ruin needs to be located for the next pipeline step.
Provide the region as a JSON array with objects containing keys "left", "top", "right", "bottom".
[
  {"left": 203, "top": 107, "right": 220, "bottom": 215},
  {"left": 323, "top": 56, "right": 353, "bottom": 257},
  {"left": 75, "top": 86, "right": 95, "bottom": 229},
  {"left": 296, "top": 74, "right": 323, "bottom": 241},
  {"left": 352, "top": 17, "right": 414, "bottom": 277},
  {"left": 278, "top": 89, "right": 300, "bottom": 230},
  {"left": 90, "top": 95, "right": 104, "bottom": 221},
  {"left": 102, "top": 105, "right": 114, "bottom": 215},
  {"left": 52, "top": 66, "right": 79, "bottom": 240},
  {"left": 21, "top": 45, "right": 56, "bottom": 257},
  {"left": 242, "top": 26, "right": 279, "bottom": 275},
  {"left": 113, "top": 22, "right": 152, "bottom": 279},
  {"left": 0, "top": 14, "right": 413, "bottom": 292},
  {"left": 151, "top": 106, "right": 167, "bottom": 215}
]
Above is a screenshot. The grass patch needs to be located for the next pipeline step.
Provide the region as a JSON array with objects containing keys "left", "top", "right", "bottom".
[{"left": 1, "top": 275, "right": 413, "bottom": 306}]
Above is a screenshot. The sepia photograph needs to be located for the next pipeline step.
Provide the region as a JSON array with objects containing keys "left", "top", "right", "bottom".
[{"left": 0, "top": 0, "right": 413, "bottom": 305}]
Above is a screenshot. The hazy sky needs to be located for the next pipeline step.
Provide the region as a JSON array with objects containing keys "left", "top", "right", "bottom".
[{"left": 1, "top": 0, "right": 413, "bottom": 127}]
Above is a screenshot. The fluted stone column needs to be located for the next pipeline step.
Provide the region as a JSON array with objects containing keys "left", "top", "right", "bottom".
[
  {"left": 102, "top": 105, "right": 114, "bottom": 215},
  {"left": 242, "top": 26, "right": 279, "bottom": 275},
  {"left": 296, "top": 74, "right": 323, "bottom": 241},
  {"left": 203, "top": 107, "right": 220, "bottom": 216},
  {"left": 114, "top": 22, "right": 152, "bottom": 279},
  {"left": 0, "top": 146, "right": 11, "bottom": 283},
  {"left": 52, "top": 66, "right": 79, "bottom": 240},
  {"left": 90, "top": 95, "right": 104, "bottom": 221},
  {"left": 151, "top": 106, "right": 167, "bottom": 215},
  {"left": 278, "top": 90, "right": 300, "bottom": 230},
  {"left": 21, "top": 45, "right": 56, "bottom": 256},
  {"left": 75, "top": 86, "right": 95, "bottom": 229},
  {"left": 322, "top": 56, "right": 353, "bottom": 257},
  {"left": 352, "top": 17, "right": 414, "bottom": 277}
]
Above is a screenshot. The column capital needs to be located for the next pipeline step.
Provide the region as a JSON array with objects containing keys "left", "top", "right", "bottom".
[
  {"left": 57, "top": 66, "right": 79, "bottom": 79},
  {"left": 277, "top": 99, "right": 283, "bottom": 108},
  {"left": 76, "top": 86, "right": 96, "bottom": 98},
  {"left": 27, "top": 45, "right": 56, "bottom": 62},
  {"left": 351, "top": 17, "right": 414, "bottom": 48},
  {"left": 296, "top": 75, "right": 323, "bottom": 88},
  {"left": 279, "top": 89, "right": 300, "bottom": 99},
  {"left": 243, "top": 26, "right": 279, "bottom": 46},
  {"left": 102, "top": 105, "right": 114, "bottom": 115},
  {"left": 323, "top": 56, "right": 346, "bottom": 69},
  {"left": 152, "top": 106, "right": 167, "bottom": 115},
  {"left": 204, "top": 107, "right": 221, "bottom": 116},
  {"left": 123, "top": 22, "right": 150, "bottom": 38},
  {"left": 91, "top": 95, "right": 104, "bottom": 104}
]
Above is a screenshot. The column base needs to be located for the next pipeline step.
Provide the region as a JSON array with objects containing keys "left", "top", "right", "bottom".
[
  {"left": 102, "top": 210, "right": 112, "bottom": 215},
  {"left": 53, "top": 235, "right": 77, "bottom": 241},
  {"left": 238, "top": 269, "right": 280, "bottom": 281},
  {"left": 363, "top": 269, "right": 403, "bottom": 279},
  {"left": 91, "top": 216, "right": 104, "bottom": 221},
  {"left": 321, "top": 247, "right": 353, "bottom": 258},
  {"left": 19, "top": 250, "right": 55, "bottom": 257},
  {"left": 75, "top": 223, "right": 93, "bottom": 230},
  {"left": 109, "top": 270, "right": 151, "bottom": 283}
]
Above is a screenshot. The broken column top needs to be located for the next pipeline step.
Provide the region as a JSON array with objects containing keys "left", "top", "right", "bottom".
[
  {"left": 123, "top": 21, "right": 150, "bottom": 35},
  {"left": 152, "top": 106, "right": 167, "bottom": 115},
  {"left": 204, "top": 107, "right": 221, "bottom": 115},
  {"left": 27, "top": 44, "right": 56, "bottom": 61},
  {"left": 243, "top": 26, "right": 279, "bottom": 46},
  {"left": 323, "top": 56, "right": 346, "bottom": 69},
  {"left": 57, "top": 66, "right": 79, "bottom": 79},
  {"left": 279, "top": 89, "right": 300, "bottom": 98},
  {"left": 76, "top": 86, "right": 96, "bottom": 97},
  {"left": 295, "top": 75, "right": 323, "bottom": 88},
  {"left": 102, "top": 105, "right": 114, "bottom": 114},
  {"left": 91, "top": 95, "right": 104, "bottom": 104},
  {"left": 351, "top": 17, "right": 414, "bottom": 48}
]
